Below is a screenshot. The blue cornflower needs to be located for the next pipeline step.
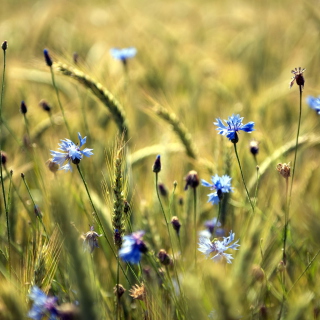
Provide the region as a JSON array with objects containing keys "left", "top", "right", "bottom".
[
  {"left": 50, "top": 133, "right": 93, "bottom": 172},
  {"left": 119, "top": 231, "right": 147, "bottom": 264},
  {"left": 214, "top": 114, "right": 255, "bottom": 142},
  {"left": 307, "top": 95, "right": 320, "bottom": 114},
  {"left": 28, "top": 286, "right": 58, "bottom": 320},
  {"left": 110, "top": 47, "right": 137, "bottom": 62},
  {"left": 201, "top": 174, "right": 233, "bottom": 205},
  {"left": 198, "top": 231, "right": 240, "bottom": 264}
]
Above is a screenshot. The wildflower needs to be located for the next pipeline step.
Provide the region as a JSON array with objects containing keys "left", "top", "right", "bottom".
[
  {"left": 43, "top": 49, "right": 53, "bottom": 67},
  {"left": 171, "top": 216, "right": 181, "bottom": 235},
  {"left": 289, "top": 67, "right": 305, "bottom": 90},
  {"left": 214, "top": 114, "right": 255, "bottom": 143},
  {"left": 28, "top": 286, "right": 58, "bottom": 320},
  {"left": 307, "top": 95, "right": 320, "bottom": 114},
  {"left": 184, "top": 170, "right": 200, "bottom": 190},
  {"left": 110, "top": 47, "right": 137, "bottom": 64},
  {"left": 249, "top": 139, "right": 259, "bottom": 156},
  {"left": 152, "top": 155, "right": 161, "bottom": 173},
  {"left": 198, "top": 231, "right": 240, "bottom": 264},
  {"left": 119, "top": 231, "right": 147, "bottom": 264},
  {"left": 50, "top": 133, "right": 93, "bottom": 172},
  {"left": 83, "top": 226, "right": 102, "bottom": 253},
  {"left": 20, "top": 101, "right": 28, "bottom": 114},
  {"left": 129, "top": 283, "right": 146, "bottom": 301},
  {"left": 201, "top": 174, "right": 233, "bottom": 205},
  {"left": 276, "top": 163, "right": 290, "bottom": 179}
]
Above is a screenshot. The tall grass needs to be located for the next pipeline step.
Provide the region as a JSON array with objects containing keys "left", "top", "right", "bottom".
[{"left": 0, "top": 0, "right": 320, "bottom": 319}]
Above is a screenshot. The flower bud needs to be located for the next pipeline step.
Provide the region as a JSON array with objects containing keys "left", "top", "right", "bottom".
[
  {"left": 43, "top": 49, "right": 53, "bottom": 67},
  {"left": 158, "top": 249, "right": 171, "bottom": 266},
  {"left": 20, "top": 101, "right": 28, "bottom": 114},
  {"left": 171, "top": 216, "right": 181, "bottom": 235},
  {"left": 184, "top": 170, "right": 199, "bottom": 190},
  {"left": 39, "top": 99, "right": 51, "bottom": 112},
  {"left": 152, "top": 155, "right": 161, "bottom": 173},
  {"left": 2, "top": 40, "right": 7, "bottom": 51}
]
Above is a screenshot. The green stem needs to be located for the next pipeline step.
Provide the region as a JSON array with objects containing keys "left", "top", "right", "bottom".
[
  {"left": 21, "top": 173, "right": 49, "bottom": 238},
  {"left": 233, "top": 143, "right": 254, "bottom": 212},
  {"left": 253, "top": 165, "right": 260, "bottom": 211},
  {"left": 49, "top": 66, "right": 72, "bottom": 137},
  {"left": 155, "top": 172, "right": 183, "bottom": 300},
  {"left": 193, "top": 187, "right": 197, "bottom": 265}
]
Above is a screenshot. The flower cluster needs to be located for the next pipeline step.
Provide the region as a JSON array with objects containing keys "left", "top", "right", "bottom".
[
  {"left": 214, "top": 114, "right": 254, "bottom": 142},
  {"left": 119, "top": 231, "right": 148, "bottom": 264},
  {"left": 50, "top": 133, "right": 93, "bottom": 172},
  {"left": 28, "top": 286, "right": 58, "bottom": 320},
  {"left": 198, "top": 231, "right": 240, "bottom": 264},
  {"left": 201, "top": 174, "right": 233, "bottom": 205}
]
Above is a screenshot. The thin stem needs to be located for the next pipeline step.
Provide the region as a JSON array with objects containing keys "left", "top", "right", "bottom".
[
  {"left": 115, "top": 255, "right": 120, "bottom": 320},
  {"left": 49, "top": 66, "right": 72, "bottom": 137},
  {"left": 193, "top": 187, "right": 197, "bottom": 265},
  {"left": 155, "top": 172, "right": 183, "bottom": 299},
  {"left": 253, "top": 166, "right": 260, "bottom": 211},
  {"left": 21, "top": 173, "right": 49, "bottom": 238},
  {"left": 76, "top": 164, "right": 131, "bottom": 285},
  {"left": 283, "top": 177, "right": 289, "bottom": 266},
  {"left": 0, "top": 44, "right": 11, "bottom": 277},
  {"left": 233, "top": 143, "right": 254, "bottom": 212},
  {"left": 288, "top": 86, "right": 302, "bottom": 214}
]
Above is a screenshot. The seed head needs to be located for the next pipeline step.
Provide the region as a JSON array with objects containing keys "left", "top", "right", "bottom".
[
  {"left": 113, "top": 284, "right": 126, "bottom": 299},
  {"left": 184, "top": 170, "right": 199, "bottom": 190},
  {"left": 1, "top": 151, "right": 7, "bottom": 166},
  {"left": 129, "top": 283, "right": 146, "bottom": 301},
  {"left": 276, "top": 163, "right": 290, "bottom": 179}
]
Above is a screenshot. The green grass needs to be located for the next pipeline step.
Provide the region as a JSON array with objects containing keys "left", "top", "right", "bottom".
[{"left": 0, "top": 0, "right": 320, "bottom": 319}]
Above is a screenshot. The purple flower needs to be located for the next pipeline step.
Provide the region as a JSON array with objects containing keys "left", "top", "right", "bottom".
[
  {"left": 119, "top": 231, "right": 147, "bottom": 264},
  {"left": 28, "top": 286, "right": 58, "bottom": 320},
  {"left": 198, "top": 231, "right": 240, "bottom": 264},
  {"left": 50, "top": 133, "right": 93, "bottom": 172},
  {"left": 214, "top": 114, "right": 255, "bottom": 142}
]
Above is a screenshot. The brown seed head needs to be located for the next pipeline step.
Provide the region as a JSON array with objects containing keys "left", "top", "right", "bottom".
[
  {"left": 129, "top": 283, "right": 146, "bottom": 301},
  {"left": 276, "top": 163, "right": 290, "bottom": 179}
]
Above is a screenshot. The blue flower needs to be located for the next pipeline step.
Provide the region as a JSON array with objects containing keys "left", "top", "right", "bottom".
[
  {"left": 119, "top": 231, "right": 147, "bottom": 264},
  {"left": 214, "top": 114, "right": 255, "bottom": 142},
  {"left": 110, "top": 47, "right": 137, "bottom": 62},
  {"left": 50, "top": 133, "right": 93, "bottom": 172},
  {"left": 198, "top": 231, "right": 240, "bottom": 264},
  {"left": 28, "top": 286, "right": 58, "bottom": 320},
  {"left": 201, "top": 174, "right": 233, "bottom": 205},
  {"left": 307, "top": 95, "right": 320, "bottom": 114}
]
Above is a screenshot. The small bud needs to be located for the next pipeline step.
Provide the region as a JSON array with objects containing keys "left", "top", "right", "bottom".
[
  {"left": 46, "top": 159, "right": 59, "bottom": 173},
  {"left": 21, "top": 173, "right": 25, "bottom": 178},
  {"left": 158, "top": 249, "right": 172, "bottom": 266},
  {"left": 20, "top": 101, "right": 28, "bottom": 114},
  {"left": 249, "top": 139, "right": 259, "bottom": 156},
  {"left": 113, "top": 284, "right": 126, "bottom": 299},
  {"left": 39, "top": 99, "right": 51, "bottom": 112},
  {"left": 73, "top": 52, "right": 79, "bottom": 64},
  {"left": 152, "top": 155, "right": 161, "bottom": 173},
  {"left": 277, "top": 260, "right": 286, "bottom": 272},
  {"left": 276, "top": 163, "right": 290, "bottom": 179},
  {"left": 43, "top": 49, "right": 53, "bottom": 67},
  {"left": 171, "top": 216, "right": 181, "bottom": 235},
  {"left": 1, "top": 151, "right": 7, "bottom": 166},
  {"left": 2, "top": 41, "right": 7, "bottom": 51},
  {"left": 173, "top": 180, "right": 178, "bottom": 188},
  {"left": 184, "top": 170, "right": 199, "bottom": 190},
  {"left": 158, "top": 183, "right": 168, "bottom": 197},
  {"left": 178, "top": 196, "right": 184, "bottom": 206}
]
